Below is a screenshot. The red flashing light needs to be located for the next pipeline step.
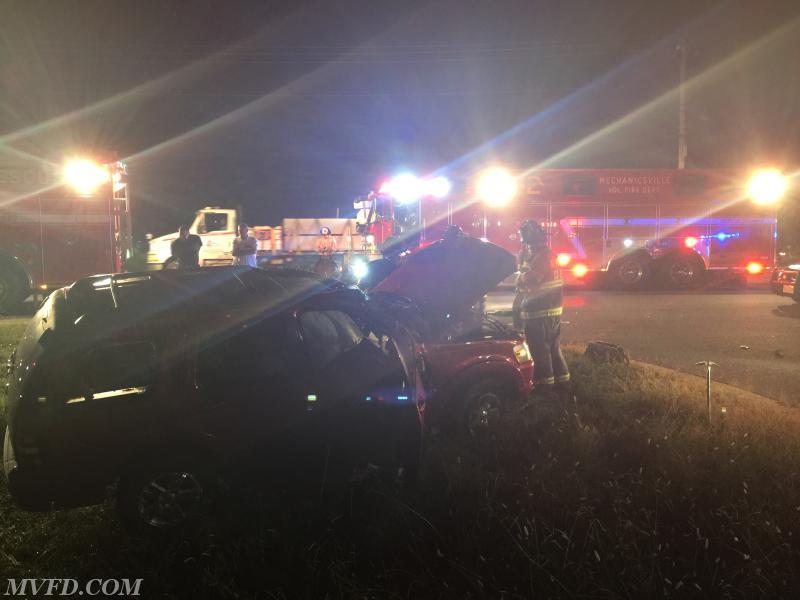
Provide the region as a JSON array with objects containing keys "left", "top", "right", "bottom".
[
  {"left": 556, "top": 253, "right": 572, "bottom": 267},
  {"left": 572, "top": 264, "right": 589, "bottom": 278},
  {"left": 684, "top": 236, "right": 698, "bottom": 248},
  {"left": 746, "top": 262, "right": 763, "bottom": 275}
]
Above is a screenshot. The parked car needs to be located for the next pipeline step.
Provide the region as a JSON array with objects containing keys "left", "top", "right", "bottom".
[
  {"left": 770, "top": 265, "right": 799, "bottom": 302},
  {"left": 3, "top": 236, "right": 532, "bottom": 531}
]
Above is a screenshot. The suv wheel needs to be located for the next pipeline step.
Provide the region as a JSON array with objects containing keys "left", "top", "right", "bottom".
[{"left": 118, "top": 461, "right": 214, "bottom": 533}]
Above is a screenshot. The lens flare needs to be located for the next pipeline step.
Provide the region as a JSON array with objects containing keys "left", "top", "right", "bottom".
[
  {"left": 477, "top": 167, "right": 517, "bottom": 207},
  {"left": 747, "top": 169, "right": 787, "bottom": 205},
  {"left": 746, "top": 261, "right": 763, "bottom": 275},
  {"left": 572, "top": 264, "right": 589, "bottom": 278},
  {"left": 63, "top": 159, "right": 109, "bottom": 195}
]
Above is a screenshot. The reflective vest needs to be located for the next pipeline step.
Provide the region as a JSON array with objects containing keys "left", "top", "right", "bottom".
[{"left": 517, "top": 245, "right": 564, "bottom": 320}]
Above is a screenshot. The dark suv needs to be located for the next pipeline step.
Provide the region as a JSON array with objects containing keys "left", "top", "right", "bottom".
[
  {"left": 3, "top": 235, "right": 531, "bottom": 531},
  {"left": 4, "top": 267, "right": 423, "bottom": 529}
]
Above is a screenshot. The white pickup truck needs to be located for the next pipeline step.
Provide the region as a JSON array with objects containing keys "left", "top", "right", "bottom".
[{"left": 146, "top": 207, "right": 378, "bottom": 271}]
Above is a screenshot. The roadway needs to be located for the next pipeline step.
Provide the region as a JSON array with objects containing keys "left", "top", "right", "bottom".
[
  {"left": 3, "top": 289, "right": 798, "bottom": 404},
  {"left": 487, "top": 288, "right": 800, "bottom": 404}
]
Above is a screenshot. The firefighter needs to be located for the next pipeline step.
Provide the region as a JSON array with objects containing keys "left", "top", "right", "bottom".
[
  {"left": 314, "top": 227, "right": 339, "bottom": 278},
  {"left": 514, "top": 220, "right": 570, "bottom": 397}
]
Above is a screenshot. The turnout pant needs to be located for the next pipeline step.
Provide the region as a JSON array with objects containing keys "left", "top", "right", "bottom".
[{"left": 524, "top": 316, "right": 570, "bottom": 386}]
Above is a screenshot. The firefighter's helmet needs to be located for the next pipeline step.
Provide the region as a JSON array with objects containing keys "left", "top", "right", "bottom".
[{"left": 519, "top": 220, "right": 547, "bottom": 246}]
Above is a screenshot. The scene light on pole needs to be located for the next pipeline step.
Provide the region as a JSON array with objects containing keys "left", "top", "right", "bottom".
[
  {"left": 63, "top": 159, "right": 109, "bottom": 195},
  {"left": 747, "top": 169, "right": 787, "bottom": 205},
  {"left": 477, "top": 167, "right": 517, "bottom": 208}
]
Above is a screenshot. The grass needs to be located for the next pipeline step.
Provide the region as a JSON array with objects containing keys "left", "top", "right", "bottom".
[{"left": 1, "top": 320, "right": 799, "bottom": 598}]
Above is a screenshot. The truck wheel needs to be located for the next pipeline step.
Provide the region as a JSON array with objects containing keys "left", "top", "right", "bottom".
[
  {"left": 661, "top": 254, "right": 705, "bottom": 289},
  {"left": 0, "top": 268, "right": 24, "bottom": 313},
  {"left": 610, "top": 256, "right": 650, "bottom": 290}
]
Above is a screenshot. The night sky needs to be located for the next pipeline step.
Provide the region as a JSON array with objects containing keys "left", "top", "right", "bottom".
[{"left": 2, "top": 0, "right": 798, "bottom": 236}]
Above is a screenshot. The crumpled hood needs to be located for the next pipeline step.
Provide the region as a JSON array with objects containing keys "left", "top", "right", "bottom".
[{"left": 370, "top": 235, "right": 516, "bottom": 319}]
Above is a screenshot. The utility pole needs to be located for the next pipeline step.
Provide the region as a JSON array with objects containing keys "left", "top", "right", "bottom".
[{"left": 677, "top": 38, "right": 688, "bottom": 169}]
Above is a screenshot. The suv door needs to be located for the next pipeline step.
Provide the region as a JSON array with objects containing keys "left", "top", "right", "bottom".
[
  {"left": 187, "top": 311, "right": 306, "bottom": 463},
  {"left": 293, "top": 305, "right": 422, "bottom": 475},
  {"left": 47, "top": 322, "right": 182, "bottom": 475}
]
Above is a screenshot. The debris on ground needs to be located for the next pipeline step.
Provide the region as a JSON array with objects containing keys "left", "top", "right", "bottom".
[{"left": 584, "top": 341, "right": 630, "bottom": 364}]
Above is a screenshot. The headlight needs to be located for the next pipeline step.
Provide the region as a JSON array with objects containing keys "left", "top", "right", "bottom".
[
  {"left": 513, "top": 342, "right": 531, "bottom": 363},
  {"left": 788, "top": 263, "right": 800, "bottom": 271},
  {"left": 350, "top": 260, "right": 369, "bottom": 280}
]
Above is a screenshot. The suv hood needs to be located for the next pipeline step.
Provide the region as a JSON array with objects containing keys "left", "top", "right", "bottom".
[{"left": 371, "top": 235, "right": 516, "bottom": 319}]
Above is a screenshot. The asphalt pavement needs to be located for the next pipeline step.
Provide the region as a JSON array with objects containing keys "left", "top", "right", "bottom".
[
  {"left": 3, "top": 289, "right": 797, "bottom": 403},
  {"left": 487, "top": 288, "right": 800, "bottom": 404}
]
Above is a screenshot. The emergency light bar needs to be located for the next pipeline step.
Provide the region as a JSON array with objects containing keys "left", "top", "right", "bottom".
[{"left": 381, "top": 173, "right": 452, "bottom": 203}]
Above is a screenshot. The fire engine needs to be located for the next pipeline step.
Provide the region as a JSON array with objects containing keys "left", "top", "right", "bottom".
[
  {"left": 359, "top": 168, "right": 786, "bottom": 290},
  {"left": 0, "top": 156, "right": 131, "bottom": 312},
  {"left": 146, "top": 207, "right": 378, "bottom": 275}
]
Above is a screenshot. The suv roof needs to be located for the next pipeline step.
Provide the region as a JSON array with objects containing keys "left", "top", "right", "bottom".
[{"left": 64, "top": 267, "right": 345, "bottom": 317}]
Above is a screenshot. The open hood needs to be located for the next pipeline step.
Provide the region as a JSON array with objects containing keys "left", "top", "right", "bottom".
[{"left": 370, "top": 235, "right": 516, "bottom": 319}]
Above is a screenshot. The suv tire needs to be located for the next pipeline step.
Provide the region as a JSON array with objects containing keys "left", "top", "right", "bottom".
[{"left": 117, "top": 459, "right": 217, "bottom": 535}]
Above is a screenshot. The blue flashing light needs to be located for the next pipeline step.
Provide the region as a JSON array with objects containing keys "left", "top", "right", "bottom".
[
  {"left": 710, "top": 232, "right": 740, "bottom": 242},
  {"left": 397, "top": 395, "right": 409, "bottom": 401}
]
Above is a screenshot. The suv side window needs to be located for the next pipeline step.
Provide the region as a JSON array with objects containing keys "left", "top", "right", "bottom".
[
  {"left": 79, "top": 341, "right": 158, "bottom": 399},
  {"left": 197, "top": 316, "right": 291, "bottom": 390},
  {"left": 298, "top": 310, "right": 362, "bottom": 367},
  {"left": 198, "top": 212, "right": 228, "bottom": 234}
]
